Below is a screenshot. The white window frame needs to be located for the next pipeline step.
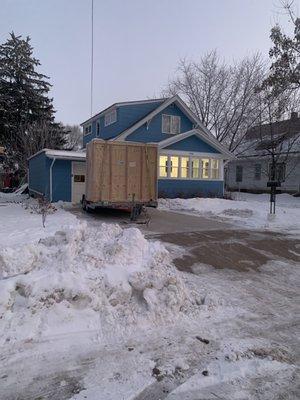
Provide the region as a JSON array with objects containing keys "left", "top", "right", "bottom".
[
  {"left": 162, "top": 114, "right": 181, "bottom": 134},
  {"left": 158, "top": 152, "right": 222, "bottom": 180},
  {"left": 104, "top": 109, "right": 117, "bottom": 127},
  {"left": 84, "top": 124, "right": 92, "bottom": 136}
]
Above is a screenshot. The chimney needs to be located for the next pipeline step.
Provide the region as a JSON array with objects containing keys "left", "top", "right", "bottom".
[{"left": 291, "top": 111, "right": 298, "bottom": 120}]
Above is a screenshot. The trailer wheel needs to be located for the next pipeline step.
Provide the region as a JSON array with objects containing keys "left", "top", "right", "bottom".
[
  {"left": 130, "top": 204, "right": 142, "bottom": 221},
  {"left": 82, "top": 195, "right": 91, "bottom": 212}
]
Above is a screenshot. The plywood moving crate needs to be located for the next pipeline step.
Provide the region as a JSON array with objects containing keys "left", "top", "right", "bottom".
[{"left": 85, "top": 139, "right": 158, "bottom": 209}]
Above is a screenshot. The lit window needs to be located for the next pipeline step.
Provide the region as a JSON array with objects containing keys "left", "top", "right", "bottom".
[
  {"left": 191, "top": 158, "right": 200, "bottom": 178},
  {"left": 104, "top": 109, "right": 117, "bottom": 126},
  {"left": 201, "top": 159, "right": 210, "bottom": 179},
  {"left": 211, "top": 159, "right": 219, "bottom": 179},
  {"left": 170, "top": 156, "right": 179, "bottom": 178},
  {"left": 162, "top": 115, "right": 181, "bottom": 134},
  {"left": 181, "top": 157, "right": 189, "bottom": 178},
  {"left": 159, "top": 155, "right": 168, "bottom": 177}
]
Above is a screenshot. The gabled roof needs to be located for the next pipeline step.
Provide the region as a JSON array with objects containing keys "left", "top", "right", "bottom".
[
  {"left": 80, "top": 98, "right": 166, "bottom": 126},
  {"left": 158, "top": 129, "right": 234, "bottom": 159},
  {"left": 112, "top": 95, "right": 233, "bottom": 157}
]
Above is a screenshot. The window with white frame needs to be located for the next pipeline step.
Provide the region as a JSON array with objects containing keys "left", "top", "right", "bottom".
[
  {"left": 84, "top": 124, "right": 92, "bottom": 136},
  {"left": 170, "top": 156, "right": 179, "bottom": 178},
  {"left": 159, "top": 155, "right": 220, "bottom": 180},
  {"left": 104, "top": 109, "right": 117, "bottom": 126},
  {"left": 159, "top": 155, "right": 168, "bottom": 178},
  {"left": 211, "top": 159, "right": 219, "bottom": 179},
  {"left": 201, "top": 159, "right": 210, "bottom": 179},
  {"left": 181, "top": 157, "right": 189, "bottom": 178},
  {"left": 162, "top": 115, "right": 181, "bottom": 134}
]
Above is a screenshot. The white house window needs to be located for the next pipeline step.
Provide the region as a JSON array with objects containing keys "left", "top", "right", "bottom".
[
  {"left": 162, "top": 115, "right": 181, "bottom": 134},
  {"left": 191, "top": 158, "right": 200, "bottom": 179},
  {"left": 211, "top": 159, "right": 219, "bottom": 179},
  {"left": 201, "top": 159, "right": 210, "bottom": 179},
  {"left": 159, "top": 155, "right": 168, "bottom": 177},
  {"left": 104, "top": 109, "right": 117, "bottom": 126},
  {"left": 181, "top": 157, "right": 189, "bottom": 178},
  {"left": 159, "top": 155, "right": 220, "bottom": 180},
  {"left": 170, "top": 156, "right": 179, "bottom": 178},
  {"left": 84, "top": 124, "right": 92, "bottom": 136}
]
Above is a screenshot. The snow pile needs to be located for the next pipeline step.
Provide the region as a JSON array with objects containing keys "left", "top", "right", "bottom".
[
  {"left": 159, "top": 193, "right": 300, "bottom": 233},
  {"left": 0, "top": 220, "right": 193, "bottom": 345}
]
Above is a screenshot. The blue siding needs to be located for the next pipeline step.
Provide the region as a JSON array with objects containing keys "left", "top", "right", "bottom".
[
  {"left": 125, "top": 103, "right": 194, "bottom": 143},
  {"left": 83, "top": 100, "right": 165, "bottom": 146},
  {"left": 164, "top": 135, "right": 220, "bottom": 153},
  {"left": 51, "top": 160, "right": 72, "bottom": 202},
  {"left": 29, "top": 153, "right": 76, "bottom": 202},
  {"left": 158, "top": 179, "right": 224, "bottom": 198},
  {"left": 29, "top": 152, "right": 49, "bottom": 197}
]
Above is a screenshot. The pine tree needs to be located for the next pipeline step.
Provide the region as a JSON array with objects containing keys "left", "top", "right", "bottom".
[{"left": 0, "top": 32, "right": 66, "bottom": 174}]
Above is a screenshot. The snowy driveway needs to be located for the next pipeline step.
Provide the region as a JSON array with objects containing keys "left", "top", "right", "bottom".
[{"left": 0, "top": 195, "right": 299, "bottom": 400}]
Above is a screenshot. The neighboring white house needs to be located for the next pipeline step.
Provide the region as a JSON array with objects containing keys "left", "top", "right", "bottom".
[{"left": 226, "top": 113, "right": 300, "bottom": 194}]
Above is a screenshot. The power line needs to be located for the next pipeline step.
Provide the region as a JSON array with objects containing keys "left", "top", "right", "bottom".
[{"left": 90, "top": 0, "right": 94, "bottom": 117}]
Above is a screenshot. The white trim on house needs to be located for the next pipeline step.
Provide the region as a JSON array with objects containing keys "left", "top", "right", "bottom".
[{"left": 28, "top": 149, "right": 86, "bottom": 162}]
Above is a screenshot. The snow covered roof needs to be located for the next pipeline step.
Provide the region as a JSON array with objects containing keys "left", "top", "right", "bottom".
[{"left": 28, "top": 149, "right": 86, "bottom": 161}]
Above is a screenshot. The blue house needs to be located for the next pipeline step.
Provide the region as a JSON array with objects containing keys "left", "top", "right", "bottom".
[{"left": 28, "top": 95, "right": 233, "bottom": 202}]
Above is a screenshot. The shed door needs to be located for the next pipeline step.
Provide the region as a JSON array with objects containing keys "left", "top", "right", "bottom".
[{"left": 72, "top": 161, "right": 86, "bottom": 204}]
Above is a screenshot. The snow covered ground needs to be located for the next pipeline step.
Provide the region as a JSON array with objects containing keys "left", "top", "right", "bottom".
[
  {"left": 0, "top": 194, "right": 299, "bottom": 399},
  {"left": 159, "top": 192, "right": 300, "bottom": 234}
]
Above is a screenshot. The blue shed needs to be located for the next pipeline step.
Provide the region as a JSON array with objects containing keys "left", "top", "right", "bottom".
[{"left": 28, "top": 149, "right": 86, "bottom": 203}]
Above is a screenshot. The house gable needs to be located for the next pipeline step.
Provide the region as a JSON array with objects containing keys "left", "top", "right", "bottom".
[
  {"left": 124, "top": 103, "right": 194, "bottom": 143},
  {"left": 82, "top": 99, "right": 165, "bottom": 146},
  {"left": 164, "top": 134, "right": 221, "bottom": 154}
]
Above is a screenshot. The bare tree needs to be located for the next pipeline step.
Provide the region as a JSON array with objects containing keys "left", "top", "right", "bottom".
[
  {"left": 10, "top": 120, "right": 67, "bottom": 175},
  {"left": 244, "top": 87, "right": 300, "bottom": 213},
  {"left": 162, "top": 51, "right": 267, "bottom": 153},
  {"left": 64, "top": 124, "right": 83, "bottom": 150}
]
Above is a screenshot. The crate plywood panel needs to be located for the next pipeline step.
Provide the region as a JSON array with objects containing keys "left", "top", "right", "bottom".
[{"left": 86, "top": 140, "right": 157, "bottom": 204}]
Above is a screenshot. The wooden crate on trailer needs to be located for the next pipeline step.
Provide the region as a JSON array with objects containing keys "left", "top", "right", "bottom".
[{"left": 85, "top": 139, "right": 158, "bottom": 205}]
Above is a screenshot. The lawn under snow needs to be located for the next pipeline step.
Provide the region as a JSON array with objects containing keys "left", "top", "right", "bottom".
[
  {"left": 159, "top": 192, "right": 300, "bottom": 233},
  {"left": 0, "top": 194, "right": 299, "bottom": 399}
]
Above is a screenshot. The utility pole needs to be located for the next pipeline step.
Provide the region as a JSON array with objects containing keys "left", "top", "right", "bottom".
[{"left": 90, "top": 0, "right": 94, "bottom": 117}]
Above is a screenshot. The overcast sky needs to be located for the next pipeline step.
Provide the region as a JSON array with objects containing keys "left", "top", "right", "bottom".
[{"left": 1, "top": 0, "right": 295, "bottom": 125}]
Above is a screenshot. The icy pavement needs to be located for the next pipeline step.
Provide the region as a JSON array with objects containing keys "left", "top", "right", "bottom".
[{"left": 0, "top": 200, "right": 299, "bottom": 399}]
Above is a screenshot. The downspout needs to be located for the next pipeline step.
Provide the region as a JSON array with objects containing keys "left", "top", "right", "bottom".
[{"left": 49, "top": 158, "right": 56, "bottom": 202}]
